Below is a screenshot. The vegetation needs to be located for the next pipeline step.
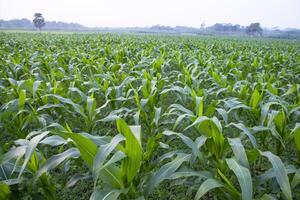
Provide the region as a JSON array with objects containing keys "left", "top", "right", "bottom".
[
  {"left": 246, "top": 23, "right": 263, "bottom": 36},
  {"left": 2, "top": 19, "right": 300, "bottom": 39},
  {"left": 0, "top": 32, "right": 300, "bottom": 200},
  {"left": 0, "top": 18, "right": 85, "bottom": 31},
  {"left": 33, "top": 13, "right": 45, "bottom": 31}
]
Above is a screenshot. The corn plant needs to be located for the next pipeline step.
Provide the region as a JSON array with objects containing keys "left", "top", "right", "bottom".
[{"left": 0, "top": 32, "right": 300, "bottom": 199}]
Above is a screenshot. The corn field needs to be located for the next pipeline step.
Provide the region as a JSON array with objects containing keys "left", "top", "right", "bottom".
[{"left": 0, "top": 32, "right": 300, "bottom": 200}]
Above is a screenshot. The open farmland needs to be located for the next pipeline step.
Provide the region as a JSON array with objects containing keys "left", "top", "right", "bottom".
[{"left": 0, "top": 32, "right": 300, "bottom": 200}]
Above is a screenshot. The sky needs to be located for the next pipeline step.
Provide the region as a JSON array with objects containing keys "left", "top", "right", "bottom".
[{"left": 0, "top": 0, "right": 300, "bottom": 29}]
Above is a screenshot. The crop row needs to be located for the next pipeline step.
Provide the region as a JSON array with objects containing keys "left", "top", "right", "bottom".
[{"left": 0, "top": 33, "right": 300, "bottom": 199}]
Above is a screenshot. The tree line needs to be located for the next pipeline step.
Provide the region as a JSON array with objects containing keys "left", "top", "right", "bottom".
[{"left": 1, "top": 13, "right": 297, "bottom": 38}]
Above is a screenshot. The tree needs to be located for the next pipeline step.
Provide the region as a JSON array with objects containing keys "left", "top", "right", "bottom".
[
  {"left": 210, "top": 23, "right": 241, "bottom": 32},
  {"left": 200, "top": 22, "right": 205, "bottom": 29},
  {"left": 246, "top": 23, "right": 263, "bottom": 36},
  {"left": 33, "top": 13, "right": 45, "bottom": 31}
]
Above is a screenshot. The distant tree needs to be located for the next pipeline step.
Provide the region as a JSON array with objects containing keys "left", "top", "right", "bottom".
[
  {"left": 210, "top": 23, "right": 241, "bottom": 32},
  {"left": 33, "top": 13, "right": 45, "bottom": 31},
  {"left": 200, "top": 22, "right": 205, "bottom": 29},
  {"left": 246, "top": 23, "right": 263, "bottom": 36}
]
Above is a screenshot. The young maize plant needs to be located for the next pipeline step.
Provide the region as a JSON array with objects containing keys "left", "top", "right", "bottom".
[{"left": 0, "top": 32, "right": 299, "bottom": 199}]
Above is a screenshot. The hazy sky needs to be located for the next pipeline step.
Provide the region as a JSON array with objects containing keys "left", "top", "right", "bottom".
[{"left": 0, "top": 0, "right": 299, "bottom": 28}]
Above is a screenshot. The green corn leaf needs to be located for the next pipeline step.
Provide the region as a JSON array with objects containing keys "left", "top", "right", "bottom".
[
  {"left": 194, "top": 178, "right": 223, "bottom": 200},
  {"left": 273, "top": 110, "right": 286, "bottom": 134},
  {"left": 116, "top": 119, "right": 142, "bottom": 183},
  {"left": 260, "top": 194, "right": 277, "bottom": 200},
  {"left": 249, "top": 88, "right": 262, "bottom": 109},
  {"left": 257, "top": 165, "right": 296, "bottom": 184},
  {"left": 33, "top": 80, "right": 42, "bottom": 98},
  {"left": 168, "top": 168, "right": 211, "bottom": 180},
  {"left": 169, "top": 104, "right": 194, "bottom": 115},
  {"left": 266, "top": 83, "right": 278, "bottom": 95},
  {"left": 216, "top": 108, "right": 228, "bottom": 124},
  {"left": 40, "top": 135, "right": 66, "bottom": 146},
  {"left": 69, "top": 87, "right": 87, "bottom": 101},
  {"left": 283, "top": 84, "right": 298, "bottom": 96},
  {"left": 98, "top": 165, "right": 124, "bottom": 189},
  {"left": 57, "top": 126, "right": 125, "bottom": 189},
  {"left": 34, "top": 148, "right": 80, "bottom": 181},
  {"left": 153, "top": 107, "right": 161, "bottom": 127},
  {"left": 145, "top": 153, "right": 191, "bottom": 195},
  {"left": 54, "top": 125, "right": 125, "bottom": 189},
  {"left": 260, "top": 102, "right": 283, "bottom": 125},
  {"left": 217, "top": 169, "right": 240, "bottom": 196},
  {"left": 45, "top": 94, "right": 86, "bottom": 118},
  {"left": 185, "top": 116, "right": 224, "bottom": 158},
  {"left": 173, "top": 114, "right": 189, "bottom": 130},
  {"left": 18, "top": 131, "right": 50, "bottom": 178},
  {"left": 227, "top": 123, "right": 257, "bottom": 148},
  {"left": 57, "top": 127, "right": 97, "bottom": 169},
  {"left": 196, "top": 96, "right": 204, "bottom": 117},
  {"left": 226, "top": 158, "right": 252, "bottom": 200},
  {"left": 163, "top": 130, "right": 201, "bottom": 162},
  {"left": 0, "top": 146, "right": 26, "bottom": 165},
  {"left": 228, "top": 138, "right": 249, "bottom": 168},
  {"left": 66, "top": 173, "right": 91, "bottom": 188},
  {"left": 260, "top": 151, "right": 292, "bottom": 200},
  {"left": 291, "top": 123, "right": 300, "bottom": 151},
  {"left": 93, "top": 134, "right": 125, "bottom": 187},
  {"left": 81, "top": 133, "right": 110, "bottom": 147},
  {"left": 50, "top": 123, "right": 123, "bottom": 188},
  {"left": 36, "top": 103, "right": 63, "bottom": 112},
  {"left": 90, "top": 188, "right": 124, "bottom": 200},
  {"left": 86, "top": 96, "right": 97, "bottom": 119},
  {"left": 184, "top": 116, "right": 210, "bottom": 132},
  {"left": 252, "top": 126, "right": 284, "bottom": 147},
  {"left": 101, "top": 151, "right": 126, "bottom": 170},
  {"left": 195, "top": 135, "right": 207, "bottom": 149},
  {"left": 291, "top": 168, "right": 300, "bottom": 188},
  {"left": 18, "top": 89, "right": 26, "bottom": 109}
]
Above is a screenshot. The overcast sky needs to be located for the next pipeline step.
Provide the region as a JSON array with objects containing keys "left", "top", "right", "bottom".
[{"left": 0, "top": 0, "right": 299, "bottom": 28}]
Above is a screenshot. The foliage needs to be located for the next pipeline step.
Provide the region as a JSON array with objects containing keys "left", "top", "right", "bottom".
[
  {"left": 246, "top": 23, "right": 263, "bottom": 36},
  {"left": 33, "top": 13, "right": 45, "bottom": 31},
  {"left": 0, "top": 32, "right": 300, "bottom": 199}
]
